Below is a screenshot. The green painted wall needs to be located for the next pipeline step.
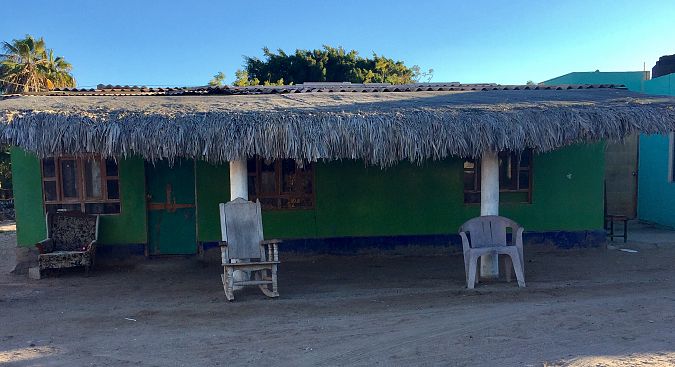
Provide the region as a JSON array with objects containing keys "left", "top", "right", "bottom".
[
  {"left": 637, "top": 73, "right": 675, "bottom": 227},
  {"left": 10, "top": 148, "right": 147, "bottom": 247},
  {"left": 97, "top": 156, "right": 147, "bottom": 244},
  {"left": 543, "top": 71, "right": 649, "bottom": 92},
  {"left": 500, "top": 143, "right": 605, "bottom": 231},
  {"left": 195, "top": 143, "right": 604, "bottom": 242},
  {"left": 195, "top": 160, "right": 230, "bottom": 242},
  {"left": 12, "top": 143, "right": 605, "bottom": 247},
  {"left": 11, "top": 148, "right": 47, "bottom": 246}
]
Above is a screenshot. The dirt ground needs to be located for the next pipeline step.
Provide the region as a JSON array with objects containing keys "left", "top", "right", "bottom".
[{"left": 1, "top": 224, "right": 675, "bottom": 367}]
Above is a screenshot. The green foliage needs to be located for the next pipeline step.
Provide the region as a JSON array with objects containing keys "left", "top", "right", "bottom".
[
  {"left": 232, "top": 45, "right": 433, "bottom": 86},
  {"left": 0, "top": 146, "right": 11, "bottom": 191},
  {"left": 233, "top": 69, "right": 258, "bottom": 86},
  {"left": 208, "top": 71, "right": 225, "bottom": 86},
  {"left": 0, "top": 35, "right": 76, "bottom": 94}
]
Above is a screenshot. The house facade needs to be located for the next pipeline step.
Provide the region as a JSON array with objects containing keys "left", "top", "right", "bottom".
[{"left": 4, "top": 83, "right": 674, "bottom": 259}]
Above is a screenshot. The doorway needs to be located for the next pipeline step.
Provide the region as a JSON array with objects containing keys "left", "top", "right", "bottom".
[
  {"left": 145, "top": 160, "right": 197, "bottom": 255},
  {"left": 604, "top": 134, "right": 639, "bottom": 218}
]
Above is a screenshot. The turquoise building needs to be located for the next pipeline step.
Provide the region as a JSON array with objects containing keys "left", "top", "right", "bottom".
[{"left": 636, "top": 73, "right": 675, "bottom": 227}]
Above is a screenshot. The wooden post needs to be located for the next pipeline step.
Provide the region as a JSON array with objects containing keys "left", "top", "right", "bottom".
[
  {"left": 229, "top": 160, "right": 248, "bottom": 200},
  {"left": 480, "top": 150, "right": 500, "bottom": 278}
]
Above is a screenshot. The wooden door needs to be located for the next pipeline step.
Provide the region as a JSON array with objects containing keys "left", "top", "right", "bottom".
[
  {"left": 145, "top": 160, "right": 197, "bottom": 255},
  {"left": 605, "top": 134, "right": 639, "bottom": 218}
]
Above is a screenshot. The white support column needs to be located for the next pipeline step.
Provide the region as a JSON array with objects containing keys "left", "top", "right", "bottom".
[
  {"left": 480, "top": 150, "right": 500, "bottom": 278},
  {"left": 229, "top": 160, "right": 248, "bottom": 200},
  {"left": 228, "top": 159, "right": 249, "bottom": 287}
]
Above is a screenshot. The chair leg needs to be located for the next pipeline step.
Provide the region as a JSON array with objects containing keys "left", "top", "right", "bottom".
[
  {"left": 223, "top": 267, "right": 235, "bottom": 301},
  {"left": 508, "top": 253, "right": 526, "bottom": 288},
  {"left": 256, "top": 269, "right": 279, "bottom": 298},
  {"left": 271, "top": 265, "right": 279, "bottom": 297},
  {"left": 463, "top": 252, "right": 470, "bottom": 286},
  {"left": 504, "top": 255, "right": 513, "bottom": 283},
  {"left": 28, "top": 266, "right": 41, "bottom": 280},
  {"left": 467, "top": 253, "right": 478, "bottom": 289}
]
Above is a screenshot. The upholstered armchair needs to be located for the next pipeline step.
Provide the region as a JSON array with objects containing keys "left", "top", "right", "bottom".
[{"left": 35, "top": 211, "right": 99, "bottom": 278}]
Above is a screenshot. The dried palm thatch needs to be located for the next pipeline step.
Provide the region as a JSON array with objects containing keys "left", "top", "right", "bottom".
[{"left": 1, "top": 87, "right": 674, "bottom": 166}]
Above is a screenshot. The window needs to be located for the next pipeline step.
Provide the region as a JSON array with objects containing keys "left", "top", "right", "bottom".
[
  {"left": 463, "top": 150, "right": 532, "bottom": 204},
  {"left": 42, "top": 156, "right": 121, "bottom": 214},
  {"left": 247, "top": 158, "right": 314, "bottom": 210}
]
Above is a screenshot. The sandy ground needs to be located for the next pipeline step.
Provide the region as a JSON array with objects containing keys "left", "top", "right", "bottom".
[{"left": 1, "top": 224, "right": 675, "bottom": 367}]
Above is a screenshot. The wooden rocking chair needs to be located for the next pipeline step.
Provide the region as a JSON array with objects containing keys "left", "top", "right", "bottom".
[{"left": 219, "top": 198, "right": 282, "bottom": 301}]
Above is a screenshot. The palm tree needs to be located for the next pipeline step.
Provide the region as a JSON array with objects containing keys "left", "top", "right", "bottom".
[
  {"left": 43, "top": 49, "right": 75, "bottom": 89},
  {"left": 0, "top": 35, "right": 75, "bottom": 94}
]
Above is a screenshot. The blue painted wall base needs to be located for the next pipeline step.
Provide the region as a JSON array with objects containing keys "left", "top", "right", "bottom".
[{"left": 200, "top": 230, "right": 606, "bottom": 256}]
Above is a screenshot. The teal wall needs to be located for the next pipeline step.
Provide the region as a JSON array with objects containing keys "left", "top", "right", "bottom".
[
  {"left": 543, "top": 71, "right": 649, "bottom": 92},
  {"left": 195, "top": 143, "right": 605, "bottom": 242},
  {"left": 637, "top": 73, "right": 675, "bottom": 226},
  {"left": 11, "top": 149, "right": 147, "bottom": 247}
]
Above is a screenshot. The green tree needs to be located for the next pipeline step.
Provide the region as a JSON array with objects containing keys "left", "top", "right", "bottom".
[
  {"left": 233, "top": 69, "right": 259, "bottom": 86},
  {"left": 0, "top": 35, "right": 75, "bottom": 94},
  {"left": 0, "top": 146, "right": 11, "bottom": 191},
  {"left": 208, "top": 71, "right": 226, "bottom": 86},
  {"left": 232, "top": 45, "right": 433, "bottom": 86}
]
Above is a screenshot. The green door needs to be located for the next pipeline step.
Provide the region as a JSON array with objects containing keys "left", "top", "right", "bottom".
[{"left": 146, "top": 159, "right": 197, "bottom": 255}]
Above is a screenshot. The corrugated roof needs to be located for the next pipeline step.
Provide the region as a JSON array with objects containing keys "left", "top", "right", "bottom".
[{"left": 16, "top": 82, "right": 627, "bottom": 97}]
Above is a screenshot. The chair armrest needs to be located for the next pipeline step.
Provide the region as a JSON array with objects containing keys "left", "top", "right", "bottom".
[
  {"left": 261, "top": 239, "right": 282, "bottom": 245},
  {"left": 36, "top": 239, "right": 53, "bottom": 254},
  {"left": 459, "top": 232, "right": 470, "bottom": 253},
  {"left": 260, "top": 239, "right": 281, "bottom": 262}
]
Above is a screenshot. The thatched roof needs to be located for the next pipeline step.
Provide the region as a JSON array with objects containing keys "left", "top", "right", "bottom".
[{"left": 1, "top": 83, "right": 674, "bottom": 166}]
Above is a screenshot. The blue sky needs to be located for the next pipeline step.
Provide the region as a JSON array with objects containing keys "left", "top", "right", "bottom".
[{"left": 3, "top": 0, "right": 674, "bottom": 87}]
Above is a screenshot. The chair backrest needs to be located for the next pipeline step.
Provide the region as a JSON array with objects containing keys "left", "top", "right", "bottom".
[
  {"left": 47, "top": 211, "right": 99, "bottom": 252},
  {"left": 459, "top": 215, "right": 520, "bottom": 248},
  {"left": 219, "top": 198, "right": 264, "bottom": 259}
]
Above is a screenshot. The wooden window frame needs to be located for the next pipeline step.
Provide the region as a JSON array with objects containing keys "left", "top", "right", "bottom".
[
  {"left": 247, "top": 157, "right": 315, "bottom": 210},
  {"left": 463, "top": 150, "right": 533, "bottom": 204},
  {"left": 41, "top": 155, "right": 121, "bottom": 215}
]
